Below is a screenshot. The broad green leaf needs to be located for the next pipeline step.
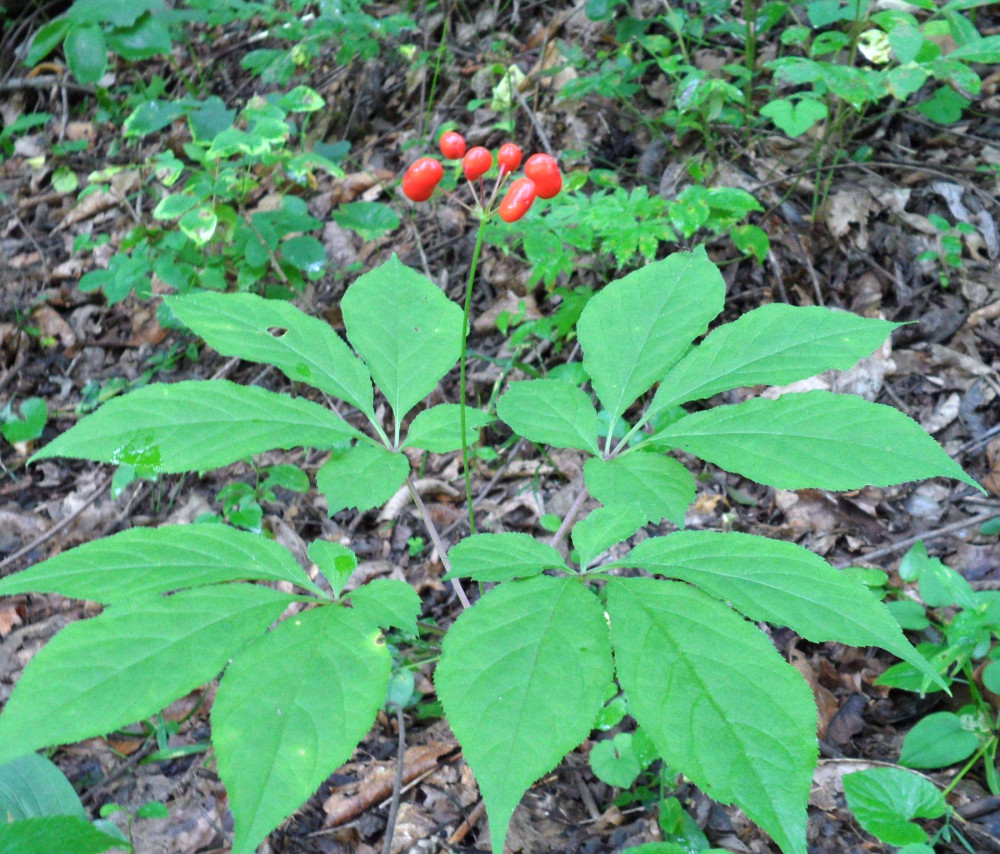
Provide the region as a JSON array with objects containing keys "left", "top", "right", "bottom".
[
  {"left": 435, "top": 576, "right": 612, "bottom": 854},
  {"left": 899, "top": 712, "right": 980, "bottom": 768},
  {"left": 106, "top": 12, "right": 171, "bottom": 59},
  {"left": 402, "top": 404, "right": 493, "bottom": 453},
  {"left": 31, "top": 380, "right": 361, "bottom": 475},
  {"left": 0, "top": 816, "right": 127, "bottom": 854},
  {"left": 332, "top": 201, "right": 401, "bottom": 241},
  {"left": 577, "top": 248, "right": 725, "bottom": 432},
  {"left": 26, "top": 17, "right": 72, "bottom": 66},
  {"left": 572, "top": 505, "right": 646, "bottom": 569},
  {"left": 316, "top": 443, "right": 408, "bottom": 513},
  {"left": 281, "top": 235, "right": 326, "bottom": 277},
  {"left": 179, "top": 205, "right": 217, "bottom": 246},
  {"left": 212, "top": 605, "right": 389, "bottom": 854},
  {"left": 166, "top": 293, "right": 375, "bottom": 416},
  {"left": 341, "top": 255, "right": 462, "bottom": 424},
  {"left": 348, "top": 579, "right": 421, "bottom": 635},
  {"left": 621, "top": 531, "right": 943, "bottom": 688},
  {"left": 608, "top": 578, "right": 816, "bottom": 854},
  {"left": 0, "top": 524, "right": 323, "bottom": 603},
  {"left": 307, "top": 540, "right": 356, "bottom": 597},
  {"left": 277, "top": 85, "right": 324, "bottom": 112},
  {"left": 122, "top": 99, "right": 186, "bottom": 137},
  {"left": 0, "top": 585, "right": 296, "bottom": 763},
  {"left": 67, "top": 0, "right": 161, "bottom": 27},
  {"left": 444, "top": 533, "right": 568, "bottom": 582},
  {"left": 497, "top": 379, "right": 600, "bottom": 455},
  {"left": 650, "top": 305, "right": 898, "bottom": 413},
  {"left": 589, "top": 733, "right": 644, "bottom": 788},
  {"left": 652, "top": 391, "right": 980, "bottom": 491},
  {"left": 1, "top": 398, "right": 47, "bottom": 444},
  {"left": 64, "top": 24, "right": 107, "bottom": 85},
  {"left": 584, "top": 454, "right": 695, "bottom": 527},
  {"left": 0, "top": 753, "right": 86, "bottom": 820},
  {"left": 842, "top": 768, "right": 946, "bottom": 846}
]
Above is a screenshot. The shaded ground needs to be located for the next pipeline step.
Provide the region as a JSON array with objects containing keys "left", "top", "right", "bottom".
[{"left": 3, "top": 2, "right": 1000, "bottom": 853}]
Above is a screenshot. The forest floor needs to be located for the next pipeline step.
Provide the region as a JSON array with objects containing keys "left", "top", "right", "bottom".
[{"left": 2, "top": 2, "right": 1000, "bottom": 853}]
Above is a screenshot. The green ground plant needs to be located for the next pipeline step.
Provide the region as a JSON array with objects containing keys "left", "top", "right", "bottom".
[{"left": 0, "top": 245, "right": 981, "bottom": 854}]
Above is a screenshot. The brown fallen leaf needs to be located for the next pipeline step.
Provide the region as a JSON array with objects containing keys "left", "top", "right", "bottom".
[{"left": 322, "top": 742, "right": 456, "bottom": 826}]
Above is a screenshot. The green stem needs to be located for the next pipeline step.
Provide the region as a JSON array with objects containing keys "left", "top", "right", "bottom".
[
  {"left": 942, "top": 738, "right": 993, "bottom": 798},
  {"left": 460, "top": 218, "right": 488, "bottom": 533}
]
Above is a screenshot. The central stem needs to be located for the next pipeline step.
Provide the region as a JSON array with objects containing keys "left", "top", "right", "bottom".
[{"left": 459, "top": 218, "right": 488, "bottom": 534}]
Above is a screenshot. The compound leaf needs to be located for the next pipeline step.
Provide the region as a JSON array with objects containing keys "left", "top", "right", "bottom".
[
  {"left": 435, "top": 576, "right": 612, "bottom": 854},
  {"left": 341, "top": 255, "right": 462, "bottom": 424},
  {"left": 444, "top": 533, "right": 568, "bottom": 582},
  {"left": 0, "top": 585, "right": 297, "bottom": 763},
  {"left": 31, "top": 380, "right": 361, "bottom": 475},
  {"left": 578, "top": 248, "right": 724, "bottom": 431},
  {"left": 167, "top": 292, "right": 375, "bottom": 417},
  {"left": 212, "top": 605, "right": 389, "bottom": 854},
  {"left": 608, "top": 578, "right": 816, "bottom": 854},
  {"left": 584, "top": 454, "right": 695, "bottom": 527},
  {"left": 652, "top": 391, "right": 980, "bottom": 491},
  {"left": 651, "top": 304, "right": 898, "bottom": 413},
  {"left": 0, "top": 524, "right": 323, "bottom": 603},
  {"left": 622, "top": 531, "right": 943, "bottom": 688},
  {"left": 316, "top": 443, "right": 409, "bottom": 513},
  {"left": 402, "top": 404, "right": 494, "bottom": 453},
  {"left": 497, "top": 379, "right": 600, "bottom": 455}
]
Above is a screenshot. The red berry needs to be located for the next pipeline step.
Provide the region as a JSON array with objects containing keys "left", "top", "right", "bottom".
[
  {"left": 439, "top": 131, "right": 466, "bottom": 160},
  {"left": 497, "top": 143, "right": 522, "bottom": 176},
  {"left": 462, "top": 146, "right": 493, "bottom": 181},
  {"left": 524, "top": 153, "right": 562, "bottom": 199},
  {"left": 498, "top": 178, "right": 537, "bottom": 222},
  {"left": 402, "top": 157, "right": 444, "bottom": 202}
]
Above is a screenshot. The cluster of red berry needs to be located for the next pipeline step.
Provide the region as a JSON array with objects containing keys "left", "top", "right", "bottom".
[{"left": 401, "top": 131, "right": 562, "bottom": 222}]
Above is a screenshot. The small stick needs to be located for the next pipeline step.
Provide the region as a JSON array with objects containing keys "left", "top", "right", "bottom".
[
  {"left": 406, "top": 477, "right": 471, "bottom": 609},
  {"left": 550, "top": 485, "right": 589, "bottom": 551},
  {"left": 380, "top": 703, "right": 407, "bottom": 854}
]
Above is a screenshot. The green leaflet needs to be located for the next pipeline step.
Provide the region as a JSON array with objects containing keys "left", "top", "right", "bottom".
[
  {"left": 650, "top": 304, "right": 898, "bottom": 413},
  {"left": 496, "top": 379, "right": 601, "bottom": 455},
  {"left": 572, "top": 505, "right": 647, "bottom": 569},
  {"left": 444, "top": 533, "right": 569, "bottom": 582},
  {"left": 402, "top": 404, "right": 494, "bottom": 453},
  {"left": 622, "top": 531, "right": 943, "bottom": 688},
  {"left": 0, "top": 816, "right": 126, "bottom": 854},
  {"left": 31, "top": 380, "right": 361, "bottom": 475},
  {"left": 608, "top": 578, "right": 816, "bottom": 854},
  {"left": 435, "top": 576, "right": 612, "bottom": 854},
  {"left": 316, "top": 443, "right": 409, "bottom": 513},
  {"left": 166, "top": 291, "right": 375, "bottom": 417},
  {"left": 652, "top": 391, "right": 980, "bottom": 491},
  {"left": 0, "top": 585, "right": 297, "bottom": 763},
  {"left": 578, "top": 248, "right": 725, "bottom": 432},
  {"left": 212, "top": 605, "right": 389, "bottom": 854},
  {"left": 341, "top": 255, "right": 463, "bottom": 425},
  {"left": 0, "top": 524, "right": 324, "bottom": 603},
  {"left": 348, "top": 578, "right": 421, "bottom": 635},
  {"left": 0, "top": 753, "right": 87, "bottom": 821},
  {"left": 843, "top": 768, "right": 947, "bottom": 847},
  {"left": 584, "top": 453, "right": 695, "bottom": 527}
]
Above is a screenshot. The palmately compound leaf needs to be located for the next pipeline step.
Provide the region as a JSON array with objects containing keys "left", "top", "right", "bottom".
[
  {"left": 166, "top": 292, "right": 376, "bottom": 417},
  {"left": 401, "top": 404, "right": 494, "bottom": 453},
  {"left": 316, "top": 443, "right": 409, "bottom": 513},
  {"left": 0, "top": 815, "right": 127, "bottom": 854},
  {"left": 652, "top": 391, "right": 981, "bottom": 491},
  {"left": 0, "top": 585, "right": 297, "bottom": 764},
  {"left": 622, "top": 531, "right": 944, "bottom": 688},
  {"left": 571, "top": 505, "right": 647, "bottom": 569},
  {"left": 577, "top": 248, "right": 725, "bottom": 434},
  {"left": 496, "top": 379, "right": 601, "bottom": 455},
  {"left": 444, "top": 533, "right": 568, "bottom": 582},
  {"left": 31, "top": 380, "right": 362, "bottom": 475},
  {"left": 435, "top": 576, "right": 613, "bottom": 854},
  {"left": 584, "top": 454, "right": 695, "bottom": 527},
  {"left": 341, "top": 255, "right": 463, "bottom": 425},
  {"left": 0, "top": 524, "right": 324, "bottom": 603},
  {"left": 650, "top": 304, "right": 899, "bottom": 413},
  {"left": 608, "top": 578, "right": 817, "bottom": 854},
  {"left": 842, "top": 767, "right": 947, "bottom": 847},
  {"left": 212, "top": 605, "right": 390, "bottom": 854}
]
